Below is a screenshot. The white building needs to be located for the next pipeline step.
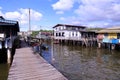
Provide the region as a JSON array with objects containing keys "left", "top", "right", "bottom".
[{"left": 53, "top": 24, "right": 86, "bottom": 41}]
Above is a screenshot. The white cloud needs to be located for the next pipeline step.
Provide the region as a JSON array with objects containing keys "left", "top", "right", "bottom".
[
  {"left": 56, "top": 0, "right": 120, "bottom": 27},
  {"left": 56, "top": 11, "right": 64, "bottom": 14},
  {"left": 71, "top": 21, "right": 81, "bottom": 25},
  {"left": 0, "top": 7, "right": 43, "bottom": 31},
  {"left": 60, "top": 17, "right": 66, "bottom": 21},
  {"left": 5, "top": 11, "right": 21, "bottom": 19},
  {"left": 0, "top": 7, "right": 3, "bottom": 16},
  {"left": 18, "top": 8, "right": 43, "bottom": 25},
  {"left": 0, "top": 8, "right": 42, "bottom": 26},
  {"left": 60, "top": 16, "right": 82, "bottom": 25},
  {"left": 53, "top": 0, "right": 120, "bottom": 27},
  {"left": 75, "top": 0, "right": 120, "bottom": 22},
  {"left": 32, "top": 25, "right": 39, "bottom": 31},
  {"left": 0, "top": 7, "right": 2, "bottom": 10},
  {"left": 0, "top": 11, "right": 3, "bottom": 16},
  {"left": 52, "top": 0, "right": 74, "bottom": 11}
]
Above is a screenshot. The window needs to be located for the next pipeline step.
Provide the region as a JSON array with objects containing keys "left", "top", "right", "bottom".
[
  {"left": 76, "top": 28, "right": 78, "bottom": 30},
  {"left": 64, "top": 26, "right": 66, "bottom": 29},
  {"left": 62, "top": 32, "right": 65, "bottom": 37},
  {"left": 76, "top": 32, "right": 77, "bottom": 36},
  {"left": 56, "top": 33, "right": 58, "bottom": 36},
  {"left": 59, "top": 33, "right": 61, "bottom": 36},
  {"left": 117, "top": 33, "right": 120, "bottom": 39},
  {"left": 72, "top": 32, "right": 74, "bottom": 36}
]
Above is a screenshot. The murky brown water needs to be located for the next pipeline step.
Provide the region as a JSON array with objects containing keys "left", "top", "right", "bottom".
[
  {"left": 1, "top": 41, "right": 120, "bottom": 80},
  {"left": 0, "top": 63, "right": 9, "bottom": 80},
  {"left": 42, "top": 43, "right": 120, "bottom": 80}
]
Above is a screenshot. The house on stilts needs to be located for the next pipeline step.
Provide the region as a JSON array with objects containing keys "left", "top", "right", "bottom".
[
  {"left": 53, "top": 24, "right": 97, "bottom": 46},
  {"left": 0, "top": 16, "right": 20, "bottom": 63},
  {"left": 97, "top": 26, "right": 120, "bottom": 50}
]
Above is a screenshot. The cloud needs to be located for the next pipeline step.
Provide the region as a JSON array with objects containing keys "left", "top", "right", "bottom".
[
  {"left": 52, "top": 0, "right": 74, "bottom": 13},
  {"left": 0, "top": 7, "right": 43, "bottom": 31},
  {"left": 0, "top": 7, "right": 2, "bottom": 10},
  {"left": 60, "top": 16, "right": 82, "bottom": 25},
  {"left": 60, "top": 17, "right": 66, "bottom": 21},
  {"left": 32, "top": 25, "right": 39, "bottom": 31},
  {"left": 19, "top": 8, "right": 42, "bottom": 21},
  {"left": 59, "top": 0, "right": 120, "bottom": 27},
  {"left": 0, "top": 7, "right": 3, "bottom": 16},
  {"left": 56, "top": 11, "right": 64, "bottom": 14},
  {"left": 0, "top": 8, "right": 43, "bottom": 25},
  {"left": 18, "top": 8, "right": 43, "bottom": 25},
  {"left": 75, "top": 0, "right": 120, "bottom": 22},
  {"left": 5, "top": 11, "right": 21, "bottom": 19}
]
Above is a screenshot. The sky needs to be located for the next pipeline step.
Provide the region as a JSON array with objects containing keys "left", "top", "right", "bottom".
[{"left": 0, "top": 0, "right": 120, "bottom": 31}]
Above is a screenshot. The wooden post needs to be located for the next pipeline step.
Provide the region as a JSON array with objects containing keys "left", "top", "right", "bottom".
[
  {"left": 98, "top": 42, "right": 101, "bottom": 48},
  {"left": 111, "top": 44, "right": 115, "bottom": 50},
  {"left": 7, "top": 48, "right": 11, "bottom": 64}
]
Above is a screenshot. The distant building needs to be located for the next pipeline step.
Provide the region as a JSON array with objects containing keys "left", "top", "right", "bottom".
[
  {"left": 36, "top": 31, "right": 52, "bottom": 39},
  {"left": 97, "top": 26, "right": 120, "bottom": 44},
  {"left": 53, "top": 24, "right": 96, "bottom": 41},
  {"left": 53, "top": 24, "right": 86, "bottom": 40}
]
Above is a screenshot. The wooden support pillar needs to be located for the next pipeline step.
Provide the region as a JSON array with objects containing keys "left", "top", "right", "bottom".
[
  {"left": 111, "top": 44, "right": 115, "bottom": 50},
  {"left": 7, "top": 48, "right": 11, "bottom": 64},
  {"left": 98, "top": 42, "right": 101, "bottom": 48},
  {"left": 73, "top": 41, "right": 75, "bottom": 45},
  {"left": 68, "top": 40, "right": 70, "bottom": 45}
]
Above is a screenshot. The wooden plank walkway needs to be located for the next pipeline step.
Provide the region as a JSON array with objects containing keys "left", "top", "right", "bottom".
[{"left": 8, "top": 47, "right": 68, "bottom": 80}]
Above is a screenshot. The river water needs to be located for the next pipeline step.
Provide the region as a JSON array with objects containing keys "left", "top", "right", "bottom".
[
  {"left": 41, "top": 43, "right": 120, "bottom": 80},
  {"left": 1, "top": 42, "right": 120, "bottom": 80},
  {"left": 0, "top": 63, "right": 9, "bottom": 80}
]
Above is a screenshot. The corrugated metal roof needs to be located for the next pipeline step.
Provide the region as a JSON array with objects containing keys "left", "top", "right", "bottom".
[
  {"left": 97, "top": 26, "right": 120, "bottom": 33},
  {"left": 106, "top": 26, "right": 120, "bottom": 30},
  {"left": 98, "top": 30, "right": 120, "bottom": 33},
  {"left": 53, "top": 24, "right": 86, "bottom": 28}
]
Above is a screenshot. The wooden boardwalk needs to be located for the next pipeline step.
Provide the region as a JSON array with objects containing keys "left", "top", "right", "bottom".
[{"left": 8, "top": 47, "right": 67, "bottom": 80}]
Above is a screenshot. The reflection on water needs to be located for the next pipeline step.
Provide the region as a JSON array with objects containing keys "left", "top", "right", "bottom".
[
  {"left": 0, "top": 63, "right": 9, "bottom": 80},
  {"left": 41, "top": 43, "right": 120, "bottom": 80}
]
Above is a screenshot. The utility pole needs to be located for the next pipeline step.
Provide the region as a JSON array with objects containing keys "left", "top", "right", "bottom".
[
  {"left": 29, "top": 8, "right": 31, "bottom": 31},
  {"left": 39, "top": 26, "right": 41, "bottom": 38}
]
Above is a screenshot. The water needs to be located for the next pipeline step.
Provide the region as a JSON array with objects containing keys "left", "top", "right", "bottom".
[
  {"left": 41, "top": 43, "right": 120, "bottom": 80},
  {"left": 0, "top": 48, "right": 10, "bottom": 80},
  {"left": 0, "top": 63, "right": 10, "bottom": 80}
]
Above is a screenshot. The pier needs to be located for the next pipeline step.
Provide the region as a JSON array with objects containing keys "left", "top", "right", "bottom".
[{"left": 8, "top": 40, "right": 67, "bottom": 80}]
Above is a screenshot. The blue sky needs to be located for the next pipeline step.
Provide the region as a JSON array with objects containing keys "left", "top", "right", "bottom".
[{"left": 0, "top": 0, "right": 120, "bottom": 31}]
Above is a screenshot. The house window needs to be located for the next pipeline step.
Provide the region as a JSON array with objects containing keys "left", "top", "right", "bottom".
[
  {"left": 76, "top": 32, "right": 77, "bottom": 36},
  {"left": 59, "top": 33, "right": 61, "bottom": 36},
  {"left": 62, "top": 32, "right": 64, "bottom": 37},
  {"left": 117, "top": 33, "right": 120, "bottom": 39},
  {"left": 56, "top": 33, "right": 58, "bottom": 36},
  {"left": 61, "top": 26, "right": 63, "bottom": 30},
  {"left": 64, "top": 26, "right": 66, "bottom": 29},
  {"left": 76, "top": 28, "right": 78, "bottom": 30},
  {"left": 72, "top": 27, "right": 75, "bottom": 30},
  {"left": 72, "top": 32, "right": 74, "bottom": 36}
]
